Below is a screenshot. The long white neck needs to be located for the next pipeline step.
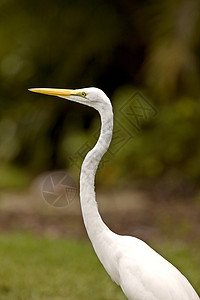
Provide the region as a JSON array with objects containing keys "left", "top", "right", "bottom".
[
  {"left": 80, "top": 101, "right": 121, "bottom": 284},
  {"left": 80, "top": 103, "right": 115, "bottom": 256}
]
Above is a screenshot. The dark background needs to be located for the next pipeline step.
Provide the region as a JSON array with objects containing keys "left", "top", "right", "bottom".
[{"left": 1, "top": 0, "right": 200, "bottom": 193}]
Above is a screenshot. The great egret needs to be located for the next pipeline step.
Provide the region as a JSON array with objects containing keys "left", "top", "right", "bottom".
[{"left": 29, "top": 87, "right": 199, "bottom": 300}]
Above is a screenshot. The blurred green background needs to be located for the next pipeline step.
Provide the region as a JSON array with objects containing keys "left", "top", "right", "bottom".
[
  {"left": 0, "top": 0, "right": 200, "bottom": 299},
  {"left": 1, "top": 0, "right": 200, "bottom": 188}
]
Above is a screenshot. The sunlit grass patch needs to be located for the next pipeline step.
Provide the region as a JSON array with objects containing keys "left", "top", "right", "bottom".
[{"left": 0, "top": 233, "right": 199, "bottom": 299}]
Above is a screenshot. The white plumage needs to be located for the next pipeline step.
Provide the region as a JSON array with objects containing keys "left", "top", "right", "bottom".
[{"left": 29, "top": 87, "right": 199, "bottom": 300}]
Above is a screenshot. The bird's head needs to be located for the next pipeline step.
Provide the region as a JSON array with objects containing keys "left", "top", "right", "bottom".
[{"left": 28, "top": 87, "right": 111, "bottom": 112}]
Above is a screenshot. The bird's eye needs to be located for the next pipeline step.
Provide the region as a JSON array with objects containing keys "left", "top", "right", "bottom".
[{"left": 81, "top": 91, "right": 87, "bottom": 97}]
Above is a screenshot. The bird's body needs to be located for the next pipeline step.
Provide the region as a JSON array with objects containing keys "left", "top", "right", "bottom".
[{"left": 29, "top": 87, "right": 199, "bottom": 300}]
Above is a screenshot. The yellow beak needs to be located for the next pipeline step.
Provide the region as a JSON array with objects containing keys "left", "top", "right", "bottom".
[{"left": 28, "top": 88, "right": 75, "bottom": 98}]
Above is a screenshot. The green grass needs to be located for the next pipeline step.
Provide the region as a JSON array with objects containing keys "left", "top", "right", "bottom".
[
  {"left": 0, "top": 233, "right": 125, "bottom": 300},
  {"left": 0, "top": 233, "right": 199, "bottom": 299}
]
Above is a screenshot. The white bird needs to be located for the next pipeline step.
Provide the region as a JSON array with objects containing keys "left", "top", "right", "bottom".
[{"left": 29, "top": 87, "right": 199, "bottom": 300}]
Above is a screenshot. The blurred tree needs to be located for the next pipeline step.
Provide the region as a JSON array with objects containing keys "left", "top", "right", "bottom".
[{"left": 0, "top": 0, "right": 200, "bottom": 190}]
